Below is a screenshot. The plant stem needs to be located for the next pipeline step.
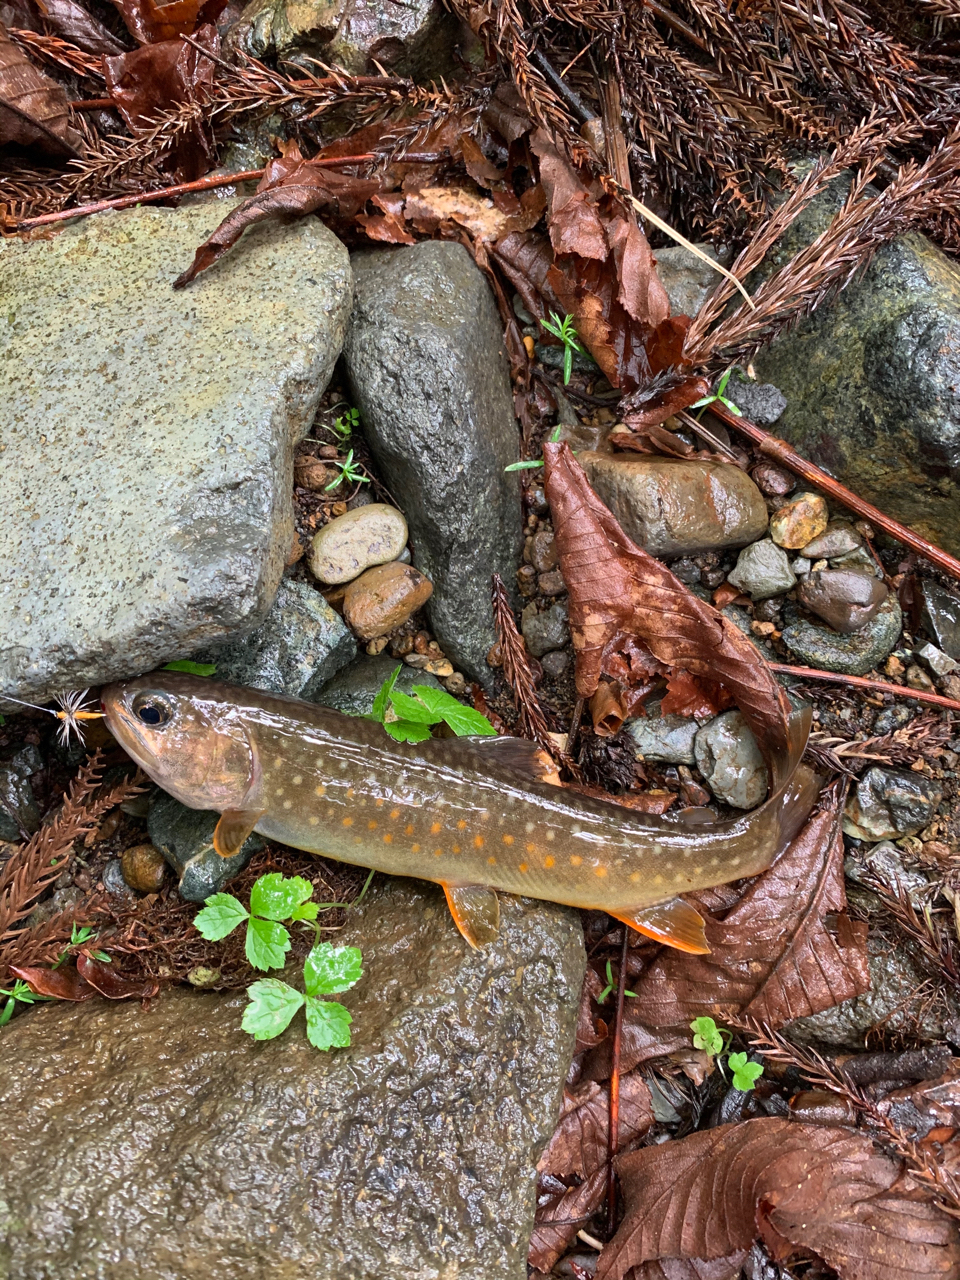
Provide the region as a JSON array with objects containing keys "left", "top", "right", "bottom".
[{"left": 767, "top": 663, "right": 960, "bottom": 712}]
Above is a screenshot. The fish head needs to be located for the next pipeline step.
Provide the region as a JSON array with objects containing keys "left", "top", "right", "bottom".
[{"left": 101, "top": 673, "right": 259, "bottom": 813}]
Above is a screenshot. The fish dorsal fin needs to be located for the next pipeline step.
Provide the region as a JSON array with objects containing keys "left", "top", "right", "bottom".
[
  {"left": 214, "top": 808, "right": 267, "bottom": 859},
  {"left": 441, "top": 883, "right": 500, "bottom": 949},
  {"left": 462, "top": 735, "right": 560, "bottom": 783},
  {"left": 608, "top": 897, "right": 710, "bottom": 954}
]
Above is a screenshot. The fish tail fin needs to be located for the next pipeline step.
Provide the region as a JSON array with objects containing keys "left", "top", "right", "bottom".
[{"left": 609, "top": 897, "right": 710, "bottom": 954}]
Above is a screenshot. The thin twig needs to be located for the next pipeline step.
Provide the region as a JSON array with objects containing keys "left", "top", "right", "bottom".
[{"left": 768, "top": 663, "right": 960, "bottom": 713}]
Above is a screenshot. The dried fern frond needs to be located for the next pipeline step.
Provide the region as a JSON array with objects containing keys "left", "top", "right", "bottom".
[{"left": 7, "top": 27, "right": 105, "bottom": 80}]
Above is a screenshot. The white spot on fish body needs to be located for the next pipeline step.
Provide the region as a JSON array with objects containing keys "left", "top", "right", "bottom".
[{"left": 292, "top": 775, "right": 302, "bottom": 786}]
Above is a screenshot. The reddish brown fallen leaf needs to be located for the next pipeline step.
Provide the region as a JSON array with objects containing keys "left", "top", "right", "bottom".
[
  {"left": 633, "top": 1255, "right": 748, "bottom": 1280},
  {"left": 34, "top": 0, "right": 128, "bottom": 54},
  {"left": 628, "top": 785, "right": 871, "bottom": 1030},
  {"left": 597, "top": 1118, "right": 960, "bottom": 1280},
  {"left": 531, "top": 1073, "right": 654, "bottom": 1270},
  {"left": 10, "top": 963, "right": 97, "bottom": 1000},
  {"left": 618, "top": 375, "right": 712, "bottom": 430},
  {"left": 108, "top": 0, "right": 210, "bottom": 44},
  {"left": 0, "top": 20, "right": 81, "bottom": 155},
  {"left": 543, "top": 442, "right": 791, "bottom": 766},
  {"left": 575, "top": 964, "right": 606, "bottom": 1053},
  {"left": 876, "top": 1065, "right": 960, "bottom": 1140},
  {"left": 712, "top": 582, "right": 746, "bottom": 608},
  {"left": 76, "top": 952, "right": 159, "bottom": 998},
  {"left": 581, "top": 1023, "right": 689, "bottom": 1085},
  {"left": 659, "top": 670, "right": 734, "bottom": 719}
]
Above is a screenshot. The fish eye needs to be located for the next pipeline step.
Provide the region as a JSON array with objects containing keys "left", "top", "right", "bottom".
[{"left": 131, "top": 694, "right": 172, "bottom": 727}]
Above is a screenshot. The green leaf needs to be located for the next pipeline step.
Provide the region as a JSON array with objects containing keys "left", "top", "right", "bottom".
[
  {"left": 245, "top": 916, "right": 291, "bottom": 971},
  {"left": 716, "top": 368, "right": 732, "bottom": 398},
  {"left": 241, "top": 979, "right": 304, "bottom": 1040},
  {"left": 728, "top": 1051, "right": 764, "bottom": 1091},
  {"left": 410, "top": 686, "right": 496, "bottom": 737},
  {"left": 539, "top": 313, "right": 563, "bottom": 340},
  {"left": 504, "top": 459, "right": 545, "bottom": 471},
  {"left": 688, "top": 393, "right": 716, "bottom": 409},
  {"left": 563, "top": 344, "right": 573, "bottom": 385},
  {"left": 384, "top": 720, "right": 434, "bottom": 743},
  {"left": 690, "top": 1015, "right": 724, "bottom": 1058},
  {"left": 0, "top": 996, "right": 13, "bottom": 1027},
  {"left": 304, "top": 996, "right": 353, "bottom": 1050},
  {"left": 163, "top": 660, "right": 217, "bottom": 677},
  {"left": 718, "top": 396, "right": 742, "bottom": 416},
  {"left": 304, "top": 943, "right": 363, "bottom": 996},
  {"left": 194, "top": 893, "right": 249, "bottom": 941},
  {"left": 387, "top": 690, "right": 439, "bottom": 724},
  {"left": 250, "top": 872, "right": 314, "bottom": 922},
  {"left": 290, "top": 901, "right": 319, "bottom": 922},
  {"left": 371, "top": 664, "right": 403, "bottom": 725}
]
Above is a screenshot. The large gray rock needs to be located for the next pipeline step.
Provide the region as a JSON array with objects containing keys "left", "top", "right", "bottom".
[
  {"left": 781, "top": 592, "right": 903, "bottom": 676},
  {"left": 343, "top": 243, "right": 524, "bottom": 685},
  {"left": 694, "top": 709, "right": 768, "bottom": 810},
  {"left": 0, "top": 879, "right": 584, "bottom": 1280},
  {"left": 751, "top": 174, "right": 960, "bottom": 558},
  {"left": 0, "top": 199, "right": 352, "bottom": 703},
  {"left": 313, "top": 651, "right": 442, "bottom": 716},
  {"left": 148, "top": 790, "right": 264, "bottom": 901},
  {"left": 843, "top": 766, "right": 942, "bottom": 841},
  {"left": 197, "top": 576, "right": 356, "bottom": 699}
]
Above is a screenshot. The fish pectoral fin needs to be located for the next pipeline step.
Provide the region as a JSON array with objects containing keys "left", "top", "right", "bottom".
[
  {"left": 609, "top": 898, "right": 710, "bottom": 955},
  {"left": 441, "top": 884, "right": 500, "bottom": 949},
  {"left": 213, "top": 808, "right": 267, "bottom": 859}
]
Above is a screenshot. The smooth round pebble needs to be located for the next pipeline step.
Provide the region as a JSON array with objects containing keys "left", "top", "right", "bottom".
[
  {"left": 769, "top": 491, "right": 829, "bottom": 549},
  {"left": 309, "top": 504, "right": 408, "bottom": 585},
  {"left": 120, "top": 843, "right": 168, "bottom": 894},
  {"left": 343, "top": 562, "right": 433, "bottom": 640},
  {"left": 694, "top": 710, "right": 768, "bottom": 809}
]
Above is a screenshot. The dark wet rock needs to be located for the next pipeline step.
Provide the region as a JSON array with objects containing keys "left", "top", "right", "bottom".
[
  {"left": 797, "top": 569, "right": 889, "bottom": 634},
  {"left": 874, "top": 703, "right": 914, "bottom": 735},
  {"left": 831, "top": 547, "right": 881, "bottom": 578},
  {"left": 0, "top": 879, "right": 584, "bottom": 1280},
  {"left": 781, "top": 592, "right": 902, "bottom": 675},
  {"left": 0, "top": 747, "right": 42, "bottom": 840},
  {"left": 148, "top": 791, "right": 263, "bottom": 903},
  {"left": 906, "top": 663, "right": 935, "bottom": 692},
  {"left": 844, "top": 840, "right": 929, "bottom": 906},
  {"left": 529, "top": 530, "right": 558, "bottom": 574},
  {"left": 0, "top": 200, "right": 352, "bottom": 703},
  {"left": 917, "top": 641, "right": 959, "bottom": 679},
  {"left": 694, "top": 710, "right": 768, "bottom": 810},
  {"left": 727, "top": 538, "right": 796, "bottom": 600},
  {"left": 101, "top": 858, "right": 135, "bottom": 900},
  {"left": 769, "top": 491, "right": 829, "bottom": 549},
  {"left": 727, "top": 371, "right": 787, "bottom": 425},
  {"left": 197, "top": 577, "right": 356, "bottom": 700},
  {"left": 540, "top": 650, "right": 571, "bottom": 678},
  {"left": 27, "top": 884, "right": 84, "bottom": 927},
  {"left": 843, "top": 766, "right": 942, "bottom": 841},
  {"left": 751, "top": 461, "right": 795, "bottom": 496},
  {"left": 120, "top": 843, "right": 168, "bottom": 894},
  {"left": 578, "top": 453, "right": 767, "bottom": 558},
  {"left": 521, "top": 601, "right": 569, "bottom": 658},
  {"left": 313, "top": 652, "right": 441, "bottom": 716},
  {"left": 626, "top": 705, "right": 701, "bottom": 765},
  {"left": 800, "top": 521, "right": 863, "bottom": 560},
  {"left": 669, "top": 557, "right": 702, "bottom": 585},
  {"left": 921, "top": 578, "right": 960, "bottom": 661},
  {"left": 650, "top": 242, "right": 727, "bottom": 318},
  {"left": 344, "top": 242, "right": 523, "bottom": 685},
  {"left": 751, "top": 174, "right": 960, "bottom": 559}
]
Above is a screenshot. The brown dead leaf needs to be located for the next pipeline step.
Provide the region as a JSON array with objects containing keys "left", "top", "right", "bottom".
[
  {"left": 618, "top": 375, "right": 712, "bottom": 430},
  {"left": 597, "top": 1118, "right": 960, "bottom": 1280},
  {"left": 628, "top": 784, "right": 871, "bottom": 1030},
  {"left": 0, "top": 19, "right": 80, "bottom": 155},
  {"left": 34, "top": 0, "right": 128, "bottom": 54},
  {"left": 876, "top": 1064, "right": 960, "bottom": 1140},
  {"left": 542, "top": 442, "right": 791, "bottom": 765},
  {"left": 9, "top": 962, "right": 97, "bottom": 1000},
  {"left": 109, "top": 0, "right": 211, "bottom": 43},
  {"left": 659, "top": 670, "right": 734, "bottom": 719},
  {"left": 530, "top": 1169, "right": 606, "bottom": 1274},
  {"left": 76, "top": 951, "right": 159, "bottom": 998},
  {"left": 632, "top": 1255, "right": 749, "bottom": 1280}
]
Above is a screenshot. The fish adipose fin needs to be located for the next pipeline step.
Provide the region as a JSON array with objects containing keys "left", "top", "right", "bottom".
[
  {"left": 609, "top": 897, "right": 710, "bottom": 954},
  {"left": 442, "top": 884, "right": 501, "bottom": 949},
  {"left": 214, "top": 808, "right": 267, "bottom": 858}
]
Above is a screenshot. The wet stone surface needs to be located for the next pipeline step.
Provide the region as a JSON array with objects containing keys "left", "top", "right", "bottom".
[
  {"left": 148, "top": 791, "right": 264, "bottom": 902},
  {"left": 313, "top": 652, "right": 442, "bottom": 716},
  {"left": 796, "top": 569, "right": 889, "bottom": 634},
  {"left": 921, "top": 578, "right": 960, "bottom": 661},
  {"left": 694, "top": 710, "right": 768, "bottom": 810},
  {"left": 521, "top": 601, "right": 570, "bottom": 658},
  {"left": 342, "top": 561, "right": 433, "bottom": 640},
  {"left": 781, "top": 592, "right": 902, "bottom": 675},
  {"left": 727, "top": 538, "right": 796, "bottom": 601},
  {"left": 0, "top": 880, "right": 585, "bottom": 1280},
  {"left": 308, "top": 503, "right": 408, "bottom": 586},
  {"left": 626, "top": 704, "right": 701, "bottom": 765},
  {"left": 843, "top": 766, "right": 943, "bottom": 841}
]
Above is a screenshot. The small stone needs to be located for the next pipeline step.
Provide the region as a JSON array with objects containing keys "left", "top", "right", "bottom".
[
  {"left": 916, "top": 641, "right": 959, "bottom": 678},
  {"left": 906, "top": 664, "right": 935, "bottom": 692},
  {"left": 540, "top": 650, "right": 571, "bottom": 678},
  {"left": 343, "top": 563, "right": 433, "bottom": 641},
  {"left": 751, "top": 620, "right": 777, "bottom": 637},
  {"left": 517, "top": 564, "right": 538, "bottom": 598},
  {"left": 528, "top": 485, "right": 549, "bottom": 515},
  {"left": 186, "top": 967, "right": 222, "bottom": 988},
  {"left": 751, "top": 462, "right": 795, "bottom": 496},
  {"left": 424, "top": 658, "right": 454, "bottom": 678},
  {"left": 792, "top": 557, "right": 811, "bottom": 575},
  {"left": 101, "top": 858, "right": 135, "bottom": 900},
  {"left": 314, "top": 653, "right": 442, "bottom": 717},
  {"left": 769, "top": 492, "right": 829, "bottom": 549},
  {"left": 529, "top": 531, "right": 558, "bottom": 573},
  {"left": 874, "top": 704, "right": 913, "bottom": 734},
  {"left": 694, "top": 710, "right": 768, "bottom": 809},
  {"left": 843, "top": 766, "right": 943, "bottom": 841},
  {"left": 831, "top": 547, "right": 880, "bottom": 577},
  {"left": 727, "top": 539, "right": 797, "bottom": 600},
  {"left": 404, "top": 653, "right": 430, "bottom": 668},
  {"left": 921, "top": 579, "right": 960, "bottom": 661},
  {"left": 293, "top": 455, "right": 332, "bottom": 492},
  {"left": 884, "top": 655, "right": 905, "bottom": 678},
  {"left": 521, "top": 602, "right": 570, "bottom": 659},
  {"left": 308, "top": 504, "right": 409, "bottom": 585},
  {"left": 538, "top": 570, "right": 566, "bottom": 596},
  {"left": 366, "top": 637, "right": 389, "bottom": 656},
  {"left": 781, "top": 593, "right": 902, "bottom": 676},
  {"left": 726, "top": 373, "right": 788, "bottom": 425},
  {"left": 626, "top": 708, "right": 701, "bottom": 766},
  {"left": 800, "top": 521, "right": 862, "bottom": 560},
  {"left": 670, "top": 558, "right": 702, "bottom": 585},
  {"left": 442, "top": 672, "right": 467, "bottom": 695},
  {"left": 844, "top": 841, "right": 929, "bottom": 906},
  {"left": 943, "top": 674, "right": 960, "bottom": 702},
  {"left": 796, "top": 570, "right": 889, "bottom": 634},
  {"left": 120, "top": 844, "right": 167, "bottom": 894}
]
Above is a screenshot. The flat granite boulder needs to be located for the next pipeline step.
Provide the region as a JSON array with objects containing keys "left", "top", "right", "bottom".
[
  {"left": 0, "top": 879, "right": 584, "bottom": 1280},
  {"left": 0, "top": 199, "right": 352, "bottom": 703}
]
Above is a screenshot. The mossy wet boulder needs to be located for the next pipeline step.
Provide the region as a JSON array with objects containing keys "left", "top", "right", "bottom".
[{"left": 0, "top": 879, "right": 584, "bottom": 1280}]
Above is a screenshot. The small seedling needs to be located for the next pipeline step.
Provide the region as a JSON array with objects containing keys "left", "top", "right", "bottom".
[
  {"left": 364, "top": 665, "right": 496, "bottom": 743},
  {"left": 504, "top": 424, "right": 564, "bottom": 473},
  {"left": 243, "top": 942, "right": 362, "bottom": 1049},
  {"left": 163, "top": 660, "right": 217, "bottom": 677},
  {"left": 689, "top": 1016, "right": 763, "bottom": 1091},
  {"left": 539, "top": 312, "right": 590, "bottom": 385},
  {"left": 689, "top": 368, "right": 742, "bottom": 418},
  {"left": 53, "top": 923, "right": 110, "bottom": 968},
  {"left": 597, "top": 958, "right": 638, "bottom": 1003},
  {"left": 324, "top": 448, "right": 370, "bottom": 492},
  {"left": 331, "top": 405, "right": 360, "bottom": 440},
  {"left": 195, "top": 872, "right": 319, "bottom": 970},
  {"left": 0, "top": 978, "right": 51, "bottom": 1028}
]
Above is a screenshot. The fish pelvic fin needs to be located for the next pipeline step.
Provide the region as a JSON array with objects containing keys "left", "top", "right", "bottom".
[
  {"left": 213, "top": 808, "right": 267, "bottom": 859},
  {"left": 609, "top": 897, "right": 710, "bottom": 954},
  {"left": 442, "top": 883, "right": 500, "bottom": 949}
]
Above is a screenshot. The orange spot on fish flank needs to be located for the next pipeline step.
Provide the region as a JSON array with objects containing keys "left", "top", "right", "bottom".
[
  {"left": 342, "top": 817, "right": 353, "bottom": 828},
  {"left": 368, "top": 820, "right": 377, "bottom": 830},
  {"left": 383, "top": 833, "right": 393, "bottom": 844},
  {"left": 375, "top": 798, "right": 384, "bottom": 808},
  {"left": 544, "top": 856, "right": 555, "bottom": 869},
  {"left": 526, "top": 842, "right": 536, "bottom": 854},
  {"left": 570, "top": 855, "right": 582, "bottom": 867},
  {"left": 390, "top": 809, "right": 400, "bottom": 820},
  {"left": 434, "top": 848, "right": 443, "bottom": 857},
  {"left": 518, "top": 862, "right": 528, "bottom": 873},
  {"left": 347, "top": 788, "right": 355, "bottom": 798},
  {"left": 487, "top": 856, "right": 496, "bottom": 866},
  {"left": 452, "top": 844, "right": 461, "bottom": 853},
  {"left": 315, "top": 784, "right": 326, "bottom": 797},
  {"left": 430, "top": 822, "right": 442, "bottom": 834},
  {"left": 473, "top": 836, "right": 484, "bottom": 848},
  {"left": 404, "top": 824, "right": 414, "bottom": 836},
  {"left": 412, "top": 843, "right": 421, "bottom": 853},
  {"left": 502, "top": 834, "right": 514, "bottom": 845},
  {"left": 594, "top": 865, "right": 607, "bottom": 878},
  {"left": 457, "top": 820, "right": 467, "bottom": 830}
]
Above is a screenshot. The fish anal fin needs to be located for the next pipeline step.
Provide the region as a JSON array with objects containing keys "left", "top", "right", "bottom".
[
  {"left": 441, "top": 883, "right": 500, "bottom": 949},
  {"left": 214, "top": 808, "right": 266, "bottom": 859},
  {"left": 609, "top": 897, "right": 710, "bottom": 955}
]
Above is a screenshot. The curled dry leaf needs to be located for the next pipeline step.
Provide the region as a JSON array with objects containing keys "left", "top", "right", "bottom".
[
  {"left": 9, "top": 962, "right": 97, "bottom": 1000},
  {"left": 628, "top": 784, "right": 870, "bottom": 1030},
  {"left": 597, "top": 1118, "right": 960, "bottom": 1280},
  {"left": 108, "top": 0, "right": 210, "bottom": 44},
  {"left": 76, "top": 951, "right": 159, "bottom": 998},
  {"left": 0, "top": 19, "right": 80, "bottom": 155},
  {"left": 33, "top": 0, "right": 128, "bottom": 55}
]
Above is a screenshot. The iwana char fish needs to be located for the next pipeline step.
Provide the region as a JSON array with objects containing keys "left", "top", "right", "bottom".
[{"left": 102, "top": 674, "right": 818, "bottom": 953}]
